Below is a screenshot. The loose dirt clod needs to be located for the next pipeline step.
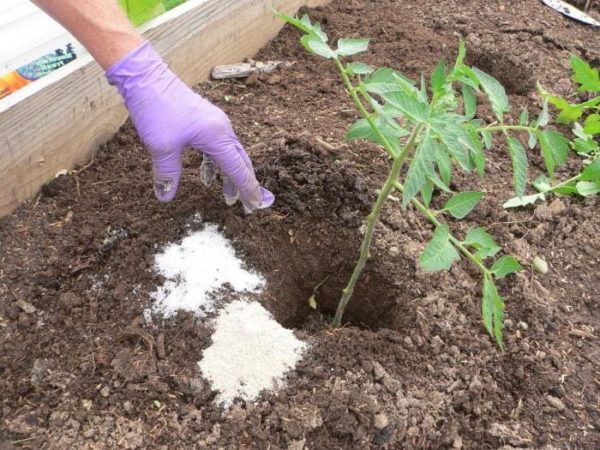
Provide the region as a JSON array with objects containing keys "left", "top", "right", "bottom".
[{"left": 198, "top": 301, "right": 307, "bottom": 406}]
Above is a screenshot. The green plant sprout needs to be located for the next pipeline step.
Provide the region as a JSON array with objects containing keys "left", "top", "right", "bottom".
[
  {"left": 275, "top": 12, "right": 580, "bottom": 348},
  {"left": 504, "top": 56, "right": 600, "bottom": 207}
]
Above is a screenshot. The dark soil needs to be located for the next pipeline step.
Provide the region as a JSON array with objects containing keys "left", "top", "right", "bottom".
[{"left": 1, "top": 1, "right": 599, "bottom": 449}]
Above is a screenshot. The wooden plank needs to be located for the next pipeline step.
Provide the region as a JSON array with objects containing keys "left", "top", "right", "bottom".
[{"left": 0, "top": 0, "right": 329, "bottom": 217}]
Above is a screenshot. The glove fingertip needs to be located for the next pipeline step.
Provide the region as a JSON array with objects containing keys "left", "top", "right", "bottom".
[{"left": 154, "top": 177, "right": 180, "bottom": 203}]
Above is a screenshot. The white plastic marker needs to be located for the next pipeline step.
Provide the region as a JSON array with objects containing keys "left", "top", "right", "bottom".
[
  {"left": 198, "top": 301, "right": 307, "bottom": 406},
  {"left": 540, "top": 0, "right": 600, "bottom": 27}
]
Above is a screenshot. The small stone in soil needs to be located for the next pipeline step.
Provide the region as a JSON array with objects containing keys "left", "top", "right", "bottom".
[
  {"left": 373, "top": 412, "right": 389, "bottom": 430},
  {"left": 546, "top": 395, "right": 565, "bottom": 411}
]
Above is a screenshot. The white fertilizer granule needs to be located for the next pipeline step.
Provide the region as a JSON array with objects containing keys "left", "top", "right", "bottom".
[
  {"left": 198, "top": 300, "right": 308, "bottom": 406},
  {"left": 151, "top": 224, "right": 265, "bottom": 317}
]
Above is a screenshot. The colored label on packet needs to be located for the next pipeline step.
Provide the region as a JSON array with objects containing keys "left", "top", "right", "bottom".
[{"left": 0, "top": 44, "right": 78, "bottom": 99}]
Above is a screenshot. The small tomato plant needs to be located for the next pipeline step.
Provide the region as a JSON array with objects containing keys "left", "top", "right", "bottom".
[
  {"left": 275, "top": 12, "right": 577, "bottom": 348},
  {"left": 504, "top": 56, "right": 600, "bottom": 207}
]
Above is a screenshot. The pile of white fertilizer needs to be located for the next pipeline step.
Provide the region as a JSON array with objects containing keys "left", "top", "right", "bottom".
[
  {"left": 150, "top": 221, "right": 307, "bottom": 406},
  {"left": 151, "top": 224, "right": 265, "bottom": 317},
  {"left": 198, "top": 301, "right": 307, "bottom": 406}
]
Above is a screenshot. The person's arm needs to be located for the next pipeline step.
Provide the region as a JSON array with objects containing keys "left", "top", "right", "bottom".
[
  {"left": 32, "top": 1, "right": 142, "bottom": 70},
  {"left": 32, "top": 0, "right": 274, "bottom": 211}
]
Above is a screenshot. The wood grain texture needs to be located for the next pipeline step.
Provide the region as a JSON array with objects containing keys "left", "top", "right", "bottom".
[{"left": 0, "top": 0, "right": 329, "bottom": 217}]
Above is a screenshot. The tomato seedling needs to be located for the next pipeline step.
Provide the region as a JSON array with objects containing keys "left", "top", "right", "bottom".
[{"left": 275, "top": 12, "right": 576, "bottom": 347}]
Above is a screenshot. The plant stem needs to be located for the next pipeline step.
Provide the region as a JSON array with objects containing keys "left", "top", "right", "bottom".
[
  {"left": 332, "top": 57, "right": 426, "bottom": 326},
  {"left": 478, "top": 125, "right": 535, "bottom": 133},
  {"left": 393, "top": 181, "right": 490, "bottom": 275},
  {"left": 332, "top": 125, "right": 422, "bottom": 326}
]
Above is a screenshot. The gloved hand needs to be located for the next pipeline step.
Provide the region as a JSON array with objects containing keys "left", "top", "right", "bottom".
[{"left": 106, "top": 41, "right": 274, "bottom": 212}]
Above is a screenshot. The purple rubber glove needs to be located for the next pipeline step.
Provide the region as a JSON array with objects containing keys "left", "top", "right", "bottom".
[{"left": 106, "top": 41, "right": 274, "bottom": 212}]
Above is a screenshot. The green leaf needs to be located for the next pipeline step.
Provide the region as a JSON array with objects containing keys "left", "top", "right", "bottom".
[
  {"left": 527, "top": 131, "right": 538, "bottom": 149},
  {"left": 420, "top": 224, "right": 461, "bottom": 272},
  {"left": 443, "top": 191, "right": 484, "bottom": 219},
  {"left": 472, "top": 67, "right": 509, "bottom": 121},
  {"left": 435, "top": 146, "right": 452, "bottom": 186},
  {"left": 532, "top": 175, "right": 552, "bottom": 192},
  {"left": 346, "top": 62, "right": 374, "bottom": 75},
  {"left": 463, "top": 227, "right": 501, "bottom": 259},
  {"left": 519, "top": 109, "right": 529, "bottom": 126},
  {"left": 557, "top": 106, "right": 584, "bottom": 124},
  {"left": 300, "top": 34, "right": 336, "bottom": 59},
  {"left": 403, "top": 133, "right": 437, "bottom": 205},
  {"left": 576, "top": 180, "right": 600, "bottom": 196},
  {"left": 539, "top": 130, "right": 570, "bottom": 178},
  {"left": 491, "top": 255, "right": 522, "bottom": 279},
  {"left": 465, "top": 124, "right": 486, "bottom": 177},
  {"left": 534, "top": 96, "right": 550, "bottom": 128},
  {"left": 275, "top": 12, "right": 328, "bottom": 41},
  {"left": 584, "top": 114, "right": 600, "bottom": 135},
  {"left": 431, "top": 59, "right": 447, "bottom": 99},
  {"left": 507, "top": 137, "right": 528, "bottom": 197},
  {"left": 461, "top": 83, "right": 477, "bottom": 119},
  {"left": 364, "top": 68, "right": 416, "bottom": 95},
  {"left": 421, "top": 180, "right": 434, "bottom": 207},
  {"left": 570, "top": 55, "right": 600, "bottom": 93},
  {"left": 345, "top": 117, "right": 407, "bottom": 156},
  {"left": 580, "top": 158, "right": 600, "bottom": 181},
  {"left": 481, "top": 130, "right": 493, "bottom": 150},
  {"left": 381, "top": 90, "right": 430, "bottom": 123},
  {"left": 573, "top": 137, "right": 599, "bottom": 155},
  {"left": 502, "top": 193, "right": 546, "bottom": 208},
  {"left": 431, "top": 116, "right": 474, "bottom": 172},
  {"left": 337, "top": 38, "right": 370, "bottom": 57},
  {"left": 482, "top": 275, "right": 505, "bottom": 348}
]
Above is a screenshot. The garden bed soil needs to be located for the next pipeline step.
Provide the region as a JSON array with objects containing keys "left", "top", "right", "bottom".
[{"left": 1, "top": 0, "right": 599, "bottom": 448}]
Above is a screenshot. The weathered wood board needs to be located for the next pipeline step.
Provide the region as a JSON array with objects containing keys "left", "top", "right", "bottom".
[{"left": 0, "top": 0, "right": 329, "bottom": 217}]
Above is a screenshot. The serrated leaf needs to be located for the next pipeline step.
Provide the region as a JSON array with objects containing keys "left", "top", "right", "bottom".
[
  {"left": 465, "top": 124, "right": 485, "bottom": 176},
  {"left": 502, "top": 193, "right": 546, "bottom": 208},
  {"left": 402, "top": 133, "right": 437, "bottom": 205},
  {"left": 431, "top": 117, "right": 474, "bottom": 172},
  {"left": 462, "top": 83, "right": 477, "bottom": 119},
  {"left": 472, "top": 67, "right": 509, "bottom": 121},
  {"left": 337, "top": 38, "right": 370, "bottom": 57},
  {"left": 300, "top": 35, "right": 336, "bottom": 59},
  {"left": 463, "top": 227, "right": 500, "bottom": 259},
  {"left": 570, "top": 55, "right": 600, "bottom": 93},
  {"left": 580, "top": 158, "right": 600, "bottom": 181},
  {"left": 435, "top": 145, "right": 452, "bottom": 186},
  {"left": 532, "top": 175, "right": 552, "bottom": 192},
  {"left": 421, "top": 180, "right": 434, "bottom": 207},
  {"left": 576, "top": 180, "right": 600, "bottom": 196},
  {"left": 539, "top": 130, "right": 569, "bottom": 178},
  {"left": 381, "top": 90, "right": 430, "bottom": 123},
  {"left": 346, "top": 62, "right": 374, "bottom": 75},
  {"left": 431, "top": 59, "right": 447, "bottom": 99},
  {"left": 443, "top": 191, "right": 484, "bottom": 219},
  {"left": 420, "top": 224, "right": 461, "bottom": 272},
  {"left": 557, "top": 106, "right": 584, "bottom": 124},
  {"left": 491, "top": 255, "right": 522, "bottom": 279},
  {"left": 482, "top": 275, "right": 504, "bottom": 348},
  {"left": 584, "top": 114, "right": 600, "bottom": 135},
  {"left": 519, "top": 109, "right": 529, "bottom": 126},
  {"left": 275, "top": 12, "right": 328, "bottom": 42},
  {"left": 507, "top": 137, "right": 528, "bottom": 197},
  {"left": 527, "top": 131, "right": 538, "bottom": 149},
  {"left": 573, "top": 137, "right": 599, "bottom": 155},
  {"left": 534, "top": 98, "right": 550, "bottom": 128},
  {"left": 481, "top": 130, "right": 493, "bottom": 150},
  {"left": 553, "top": 185, "right": 578, "bottom": 195},
  {"left": 345, "top": 117, "right": 407, "bottom": 156},
  {"left": 364, "top": 68, "right": 416, "bottom": 95}
]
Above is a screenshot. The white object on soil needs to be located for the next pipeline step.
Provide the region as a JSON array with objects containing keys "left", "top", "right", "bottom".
[
  {"left": 151, "top": 224, "right": 264, "bottom": 317},
  {"left": 198, "top": 300, "right": 307, "bottom": 406}
]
